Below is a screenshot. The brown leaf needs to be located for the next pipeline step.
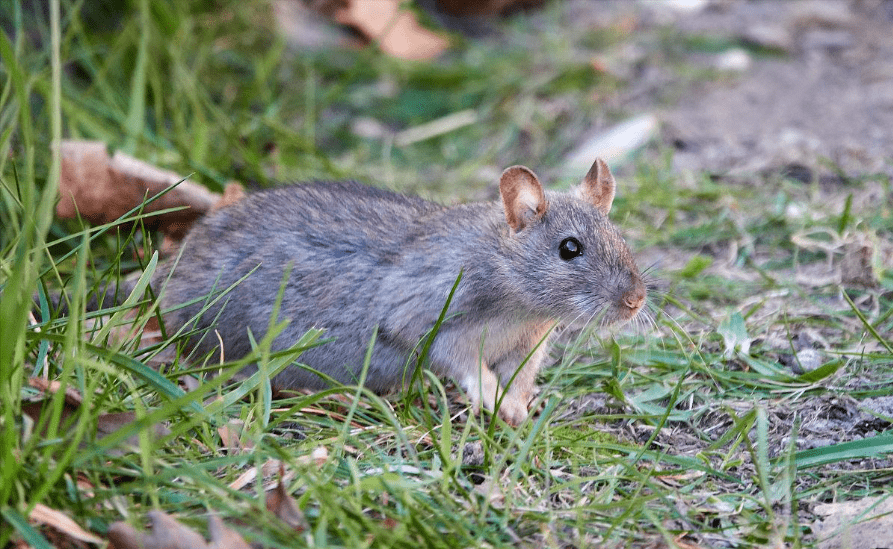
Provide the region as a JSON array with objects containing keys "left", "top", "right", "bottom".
[
  {"left": 27, "top": 377, "right": 86, "bottom": 406},
  {"left": 217, "top": 419, "right": 254, "bottom": 453},
  {"left": 334, "top": 0, "right": 448, "bottom": 61},
  {"left": 206, "top": 516, "right": 251, "bottom": 549},
  {"left": 21, "top": 394, "right": 79, "bottom": 435},
  {"left": 96, "top": 411, "right": 172, "bottom": 443},
  {"left": 228, "top": 459, "right": 282, "bottom": 492},
  {"left": 22, "top": 394, "right": 170, "bottom": 456},
  {"left": 672, "top": 534, "right": 710, "bottom": 549},
  {"left": 56, "top": 140, "right": 221, "bottom": 242},
  {"left": 108, "top": 513, "right": 252, "bottom": 549},
  {"left": 228, "top": 449, "right": 326, "bottom": 493},
  {"left": 108, "top": 511, "right": 210, "bottom": 549},
  {"left": 266, "top": 474, "right": 308, "bottom": 532},
  {"left": 840, "top": 238, "right": 882, "bottom": 288},
  {"left": 76, "top": 475, "right": 97, "bottom": 500},
  {"left": 29, "top": 503, "right": 104, "bottom": 546}
]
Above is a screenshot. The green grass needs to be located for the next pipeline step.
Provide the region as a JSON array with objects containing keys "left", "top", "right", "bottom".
[{"left": 2, "top": 1, "right": 892, "bottom": 548}]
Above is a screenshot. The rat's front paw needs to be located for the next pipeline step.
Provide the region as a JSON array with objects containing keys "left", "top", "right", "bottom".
[
  {"left": 461, "top": 370, "right": 532, "bottom": 426},
  {"left": 461, "top": 368, "right": 500, "bottom": 416},
  {"left": 496, "top": 392, "right": 530, "bottom": 426}
]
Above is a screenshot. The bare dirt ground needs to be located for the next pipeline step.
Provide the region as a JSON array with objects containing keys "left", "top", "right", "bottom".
[
  {"left": 630, "top": 0, "right": 893, "bottom": 181},
  {"left": 663, "top": 0, "right": 893, "bottom": 181}
]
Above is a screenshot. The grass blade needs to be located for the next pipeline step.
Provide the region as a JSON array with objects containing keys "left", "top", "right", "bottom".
[
  {"left": 1, "top": 509, "right": 53, "bottom": 549},
  {"left": 123, "top": 0, "right": 150, "bottom": 152},
  {"left": 792, "top": 433, "right": 893, "bottom": 469}
]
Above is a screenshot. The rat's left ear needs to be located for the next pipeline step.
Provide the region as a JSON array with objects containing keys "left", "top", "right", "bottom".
[{"left": 578, "top": 158, "right": 616, "bottom": 216}]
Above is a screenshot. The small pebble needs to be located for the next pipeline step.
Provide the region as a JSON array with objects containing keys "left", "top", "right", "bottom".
[
  {"left": 795, "top": 348, "right": 823, "bottom": 372},
  {"left": 715, "top": 48, "right": 752, "bottom": 72},
  {"left": 462, "top": 441, "right": 485, "bottom": 467}
]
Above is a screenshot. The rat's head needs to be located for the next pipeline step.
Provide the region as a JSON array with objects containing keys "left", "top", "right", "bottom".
[{"left": 498, "top": 158, "right": 646, "bottom": 327}]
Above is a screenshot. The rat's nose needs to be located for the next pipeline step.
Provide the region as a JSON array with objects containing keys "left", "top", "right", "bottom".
[{"left": 621, "top": 279, "right": 646, "bottom": 315}]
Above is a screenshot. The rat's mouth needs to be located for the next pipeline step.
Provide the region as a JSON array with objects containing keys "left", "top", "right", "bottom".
[
  {"left": 616, "top": 300, "right": 645, "bottom": 322},
  {"left": 562, "top": 300, "right": 646, "bottom": 332},
  {"left": 565, "top": 281, "right": 646, "bottom": 329}
]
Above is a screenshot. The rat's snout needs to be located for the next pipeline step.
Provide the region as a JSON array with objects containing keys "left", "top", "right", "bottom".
[{"left": 619, "top": 275, "right": 646, "bottom": 320}]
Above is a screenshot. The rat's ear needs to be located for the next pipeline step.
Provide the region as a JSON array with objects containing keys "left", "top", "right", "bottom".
[
  {"left": 500, "top": 165, "right": 547, "bottom": 232},
  {"left": 578, "top": 158, "right": 616, "bottom": 216}
]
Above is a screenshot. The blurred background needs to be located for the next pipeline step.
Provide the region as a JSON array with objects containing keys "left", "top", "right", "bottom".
[{"left": 7, "top": 0, "right": 892, "bottom": 194}]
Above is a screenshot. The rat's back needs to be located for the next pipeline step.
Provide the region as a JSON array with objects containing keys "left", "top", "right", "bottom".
[
  {"left": 159, "top": 181, "right": 445, "bottom": 388},
  {"left": 194, "top": 180, "right": 441, "bottom": 253}
]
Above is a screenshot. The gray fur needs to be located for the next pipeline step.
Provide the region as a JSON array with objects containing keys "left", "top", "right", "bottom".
[{"left": 155, "top": 164, "right": 646, "bottom": 424}]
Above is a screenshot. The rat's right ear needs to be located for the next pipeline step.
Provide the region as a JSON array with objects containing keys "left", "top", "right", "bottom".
[
  {"left": 578, "top": 158, "right": 616, "bottom": 216},
  {"left": 500, "top": 166, "right": 546, "bottom": 232}
]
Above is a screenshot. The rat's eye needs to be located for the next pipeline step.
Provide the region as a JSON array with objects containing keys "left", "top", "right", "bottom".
[{"left": 559, "top": 237, "right": 583, "bottom": 260}]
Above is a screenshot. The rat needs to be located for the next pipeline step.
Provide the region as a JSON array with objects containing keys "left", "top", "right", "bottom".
[{"left": 150, "top": 158, "right": 646, "bottom": 425}]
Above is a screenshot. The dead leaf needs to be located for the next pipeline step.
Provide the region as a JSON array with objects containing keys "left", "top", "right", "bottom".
[
  {"left": 266, "top": 472, "right": 308, "bottom": 532},
  {"left": 22, "top": 379, "right": 82, "bottom": 436},
  {"left": 108, "top": 470, "right": 316, "bottom": 547},
  {"left": 813, "top": 495, "right": 893, "bottom": 549},
  {"left": 672, "top": 534, "right": 709, "bottom": 549},
  {"left": 840, "top": 233, "right": 892, "bottom": 288},
  {"left": 840, "top": 241, "right": 875, "bottom": 287},
  {"left": 333, "top": 0, "right": 448, "bottom": 61},
  {"left": 229, "top": 467, "right": 260, "bottom": 492},
  {"left": 217, "top": 419, "right": 254, "bottom": 453},
  {"left": 228, "top": 449, "right": 326, "bottom": 492},
  {"left": 206, "top": 516, "right": 251, "bottom": 549},
  {"left": 27, "top": 377, "right": 86, "bottom": 406},
  {"left": 22, "top": 384, "right": 170, "bottom": 454},
  {"left": 96, "top": 411, "right": 172, "bottom": 443},
  {"left": 229, "top": 459, "right": 285, "bottom": 491},
  {"left": 29, "top": 503, "right": 104, "bottom": 546},
  {"left": 108, "top": 511, "right": 233, "bottom": 549},
  {"left": 393, "top": 109, "right": 477, "bottom": 147},
  {"left": 56, "top": 140, "right": 221, "bottom": 242},
  {"left": 791, "top": 228, "right": 893, "bottom": 289},
  {"left": 654, "top": 470, "right": 706, "bottom": 487}
]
